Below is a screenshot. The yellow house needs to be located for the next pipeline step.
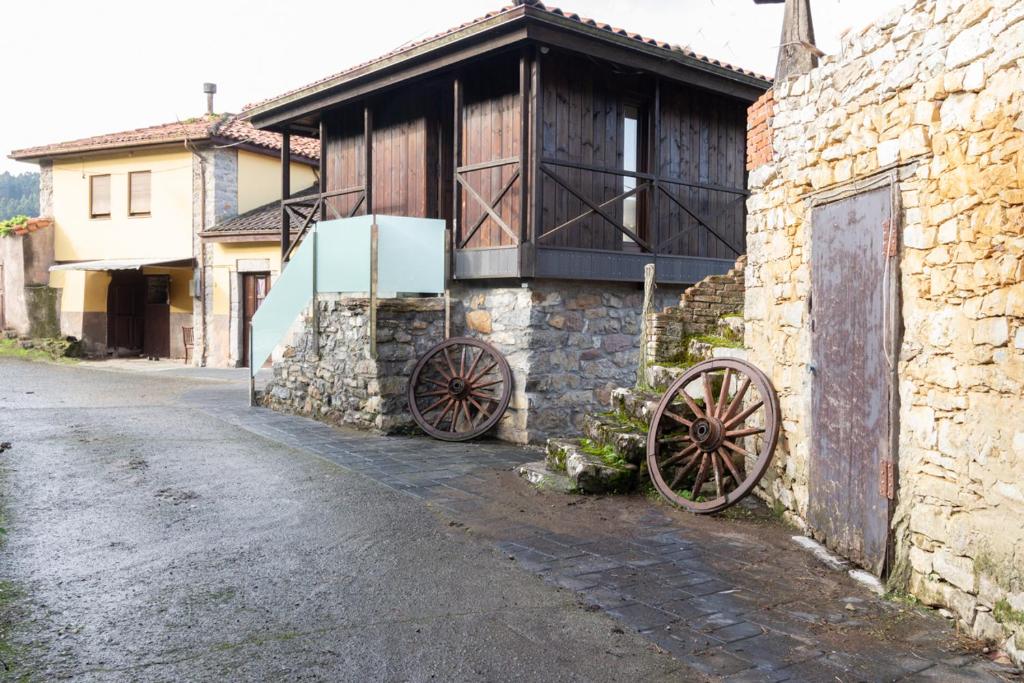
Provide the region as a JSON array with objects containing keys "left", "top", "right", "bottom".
[{"left": 9, "top": 108, "right": 316, "bottom": 365}]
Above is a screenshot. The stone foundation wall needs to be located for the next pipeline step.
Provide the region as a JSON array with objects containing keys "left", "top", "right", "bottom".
[
  {"left": 646, "top": 256, "right": 745, "bottom": 363},
  {"left": 744, "top": 0, "right": 1024, "bottom": 659},
  {"left": 261, "top": 279, "right": 685, "bottom": 444}
]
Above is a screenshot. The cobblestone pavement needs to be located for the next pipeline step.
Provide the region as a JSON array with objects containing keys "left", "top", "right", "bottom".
[{"left": 194, "top": 386, "right": 1018, "bottom": 682}]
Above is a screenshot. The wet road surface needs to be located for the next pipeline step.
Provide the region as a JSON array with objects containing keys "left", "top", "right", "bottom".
[{"left": 0, "top": 359, "right": 688, "bottom": 681}]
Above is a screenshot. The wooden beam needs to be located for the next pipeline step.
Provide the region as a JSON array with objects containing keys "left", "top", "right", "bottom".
[
  {"left": 541, "top": 165, "right": 651, "bottom": 251},
  {"left": 657, "top": 185, "right": 742, "bottom": 256},
  {"left": 527, "top": 47, "right": 542, "bottom": 277},
  {"left": 364, "top": 106, "right": 373, "bottom": 215},
  {"left": 281, "top": 132, "right": 291, "bottom": 261},
  {"left": 456, "top": 174, "right": 518, "bottom": 244},
  {"left": 459, "top": 169, "right": 520, "bottom": 248}
]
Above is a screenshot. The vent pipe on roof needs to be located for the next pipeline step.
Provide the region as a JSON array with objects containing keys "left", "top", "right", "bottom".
[
  {"left": 754, "top": 0, "right": 820, "bottom": 81},
  {"left": 203, "top": 83, "right": 217, "bottom": 116}
]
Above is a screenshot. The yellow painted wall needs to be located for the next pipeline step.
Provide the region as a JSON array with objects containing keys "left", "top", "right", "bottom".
[
  {"left": 209, "top": 241, "right": 282, "bottom": 316},
  {"left": 51, "top": 270, "right": 112, "bottom": 314},
  {"left": 51, "top": 148, "right": 194, "bottom": 262},
  {"left": 237, "top": 150, "right": 317, "bottom": 214}
]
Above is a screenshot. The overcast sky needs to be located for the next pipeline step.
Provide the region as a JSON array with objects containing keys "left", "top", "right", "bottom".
[{"left": 2, "top": 0, "right": 907, "bottom": 174}]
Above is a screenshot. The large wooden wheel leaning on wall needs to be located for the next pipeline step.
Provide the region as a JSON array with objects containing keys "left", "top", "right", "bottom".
[
  {"left": 646, "top": 358, "right": 781, "bottom": 514},
  {"left": 408, "top": 337, "right": 512, "bottom": 442}
]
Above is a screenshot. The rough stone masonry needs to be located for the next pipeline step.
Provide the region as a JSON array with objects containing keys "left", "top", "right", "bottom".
[
  {"left": 261, "top": 280, "right": 685, "bottom": 444},
  {"left": 744, "top": 0, "right": 1024, "bottom": 662}
]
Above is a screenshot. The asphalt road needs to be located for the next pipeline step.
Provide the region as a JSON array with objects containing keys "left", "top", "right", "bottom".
[{"left": 0, "top": 359, "right": 692, "bottom": 681}]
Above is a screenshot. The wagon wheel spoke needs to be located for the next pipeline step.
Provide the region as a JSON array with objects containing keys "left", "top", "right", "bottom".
[
  {"left": 646, "top": 359, "right": 779, "bottom": 514},
  {"left": 670, "top": 452, "right": 702, "bottom": 488},
  {"left": 432, "top": 399, "right": 455, "bottom": 428},
  {"left": 721, "top": 377, "right": 751, "bottom": 422},
  {"left": 430, "top": 360, "right": 453, "bottom": 381},
  {"left": 724, "top": 400, "right": 764, "bottom": 429},
  {"left": 702, "top": 372, "right": 716, "bottom": 417},
  {"left": 718, "top": 447, "right": 745, "bottom": 486},
  {"left": 711, "top": 452, "right": 724, "bottom": 499},
  {"left": 660, "top": 444, "right": 698, "bottom": 468},
  {"left": 467, "top": 395, "right": 492, "bottom": 419},
  {"left": 422, "top": 377, "right": 449, "bottom": 389},
  {"left": 716, "top": 369, "right": 732, "bottom": 418},
  {"left": 726, "top": 427, "right": 765, "bottom": 438},
  {"left": 691, "top": 455, "right": 710, "bottom": 498}
]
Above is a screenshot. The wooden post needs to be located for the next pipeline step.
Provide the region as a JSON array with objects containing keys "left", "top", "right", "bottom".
[
  {"left": 281, "top": 132, "right": 292, "bottom": 261},
  {"left": 364, "top": 106, "right": 373, "bottom": 214},
  {"left": 452, "top": 77, "right": 462, "bottom": 271},
  {"left": 248, "top": 321, "right": 255, "bottom": 407},
  {"left": 319, "top": 119, "right": 327, "bottom": 221},
  {"left": 651, "top": 78, "right": 661, "bottom": 255},
  {"left": 369, "top": 220, "right": 379, "bottom": 359},
  {"left": 518, "top": 52, "right": 530, "bottom": 276},
  {"left": 311, "top": 225, "right": 319, "bottom": 359},
  {"left": 530, "top": 47, "right": 543, "bottom": 273},
  {"left": 637, "top": 263, "right": 656, "bottom": 390}
]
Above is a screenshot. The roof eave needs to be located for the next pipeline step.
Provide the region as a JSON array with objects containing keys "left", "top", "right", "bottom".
[
  {"left": 9, "top": 137, "right": 207, "bottom": 163},
  {"left": 247, "top": 5, "right": 770, "bottom": 131}
]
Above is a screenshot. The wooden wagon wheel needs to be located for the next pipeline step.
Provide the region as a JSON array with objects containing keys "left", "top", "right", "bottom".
[
  {"left": 408, "top": 337, "right": 512, "bottom": 442},
  {"left": 646, "top": 358, "right": 780, "bottom": 514}
]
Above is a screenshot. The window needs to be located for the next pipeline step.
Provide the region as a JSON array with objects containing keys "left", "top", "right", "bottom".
[
  {"left": 622, "top": 105, "right": 641, "bottom": 243},
  {"left": 146, "top": 275, "right": 170, "bottom": 305},
  {"left": 90, "top": 175, "right": 111, "bottom": 218},
  {"left": 129, "top": 171, "right": 151, "bottom": 216}
]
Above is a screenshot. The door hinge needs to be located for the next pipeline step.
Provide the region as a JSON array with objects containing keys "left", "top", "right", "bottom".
[
  {"left": 882, "top": 218, "right": 898, "bottom": 257},
  {"left": 879, "top": 459, "right": 895, "bottom": 500}
]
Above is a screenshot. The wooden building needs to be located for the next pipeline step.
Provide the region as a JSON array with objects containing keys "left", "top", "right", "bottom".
[{"left": 247, "top": 1, "right": 770, "bottom": 286}]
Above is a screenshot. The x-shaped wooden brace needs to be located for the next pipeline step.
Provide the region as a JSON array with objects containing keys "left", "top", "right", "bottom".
[{"left": 456, "top": 170, "right": 520, "bottom": 247}]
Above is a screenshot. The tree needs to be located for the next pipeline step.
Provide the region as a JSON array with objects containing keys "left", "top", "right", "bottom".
[{"left": 0, "top": 172, "right": 40, "bottom": 220}]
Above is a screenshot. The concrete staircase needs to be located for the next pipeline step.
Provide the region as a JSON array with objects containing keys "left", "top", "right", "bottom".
[{"left": 517, "top": 310, "right": 746, "bottom": 494}]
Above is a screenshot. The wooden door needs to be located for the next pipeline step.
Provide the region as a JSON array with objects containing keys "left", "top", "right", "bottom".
[
  {"left": 107, "top": 271, "right": 145, "bottom": 354},
  {"left": 143, "top": 275, "right": 171, "bottom": 358},
  {"left": 241, "top": 272, "right": 270, "bottom": 367},
  {"left": 809, "top": 186, "right": 894, "bottom": 575}
]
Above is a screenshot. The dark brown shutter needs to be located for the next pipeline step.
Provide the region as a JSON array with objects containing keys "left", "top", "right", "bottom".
[
  {"left": 129, "top": 171, "right": 151, "bottom": 215},
  {"left": 90, "top": 175, "right": 111, "bottom": 217}
]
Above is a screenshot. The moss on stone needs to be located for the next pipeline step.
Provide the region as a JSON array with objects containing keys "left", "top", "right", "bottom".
[
  {"left": 994, "top": 598, "right": 1024, "bottom": 626},
  {"left": 691, "top": 333, "right": 743, "bottom": 349},
  {"left": 578, "top": 438, "right": 629, "bottom": 470}
]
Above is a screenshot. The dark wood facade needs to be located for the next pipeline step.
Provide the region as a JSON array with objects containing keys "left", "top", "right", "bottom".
[{"left": 267, "top": 8, "right": 769, "bottom": 284}]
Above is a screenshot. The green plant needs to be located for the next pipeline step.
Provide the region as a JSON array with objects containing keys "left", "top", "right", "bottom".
[
  {"left": 0, "top": 214, "right": 29, "bottom": 238},
  {"left": 579, "top": 438, "right": 629, "bottom": 469}
]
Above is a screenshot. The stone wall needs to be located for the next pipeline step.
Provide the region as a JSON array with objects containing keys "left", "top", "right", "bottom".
[
  {"left": 744, "top": 0, "right": 1024, "bottom": 660},
  {"left": 646, "top": 256, "right": 745, "bottom": 364},
  {"left": 261, "top": 279, "right": 685, "bottom": 444},
  {"left": 263, "top": 296, "right": 446, "bottom": 432}
]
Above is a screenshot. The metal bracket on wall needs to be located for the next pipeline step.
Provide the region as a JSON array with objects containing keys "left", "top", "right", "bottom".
[{"left": 879, "top": 459, "right": 895, "bottom": 500}]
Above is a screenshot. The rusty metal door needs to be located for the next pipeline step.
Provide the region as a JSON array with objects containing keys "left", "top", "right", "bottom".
[{"left": 809, "top": 186, "right": 894, "bottom": 575}]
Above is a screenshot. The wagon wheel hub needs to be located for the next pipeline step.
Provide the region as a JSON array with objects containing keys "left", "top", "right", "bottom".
[
  {"left": 448, "top": 377, "right": 468, "bottom": 398},
  {"left": 690, "top": 417, "right": 725, "bottom": 452}
]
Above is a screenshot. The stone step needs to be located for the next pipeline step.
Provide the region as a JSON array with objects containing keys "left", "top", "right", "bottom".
[
  {"left": 542, "top": 438, "right": 638, "bottom": 494},
  {"left": 515, "top": 461, "right": 577, "bottom": 494},
  {"left": 610, "top": 387, "right": 661, "bottom": 425},
  {"left": 581, "top": 414, "right": 646, "bottom": 465}
]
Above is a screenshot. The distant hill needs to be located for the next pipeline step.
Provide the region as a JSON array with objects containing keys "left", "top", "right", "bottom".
[{"left": 0, "top": 172, "right": 39, "bottom": 220}]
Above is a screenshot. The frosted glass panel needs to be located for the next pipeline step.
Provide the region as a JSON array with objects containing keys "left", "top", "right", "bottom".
[
  {"left": 250, "top": 233, "right": 313, "bottom": 370},
  {"left": 316, "top": 216, "right": 373, "bottom": 293},
  {"left": 377, "top": 215, "right": 446, "bottom": 294}
]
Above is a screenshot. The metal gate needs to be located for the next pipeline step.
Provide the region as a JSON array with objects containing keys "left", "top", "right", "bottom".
[{"left": 808, "top": 185, "right": 896, "bottom": 575}]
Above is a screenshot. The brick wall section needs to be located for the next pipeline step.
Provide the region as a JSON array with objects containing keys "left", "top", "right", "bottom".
[
  {"left": 746, "top": 90, "right": 775, "bottom": 172},
  {"left": 646, "top": 256, "right": 746, "bottom": 363}
]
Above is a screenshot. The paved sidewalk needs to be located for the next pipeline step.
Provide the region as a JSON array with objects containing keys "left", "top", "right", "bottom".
[{"left": 197, "top": 389, "right": 1016, "bottom": 682}]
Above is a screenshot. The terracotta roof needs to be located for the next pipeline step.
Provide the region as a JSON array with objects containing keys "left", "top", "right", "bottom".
[
  {"left": 10, "top": 114, "right": 319, "bottom": 161},
  {"left": 244, "top": 1, "right": 770, "bottom": 116},
  {"left": 202, "top": 184, "right": 319, "bottom": 236}
]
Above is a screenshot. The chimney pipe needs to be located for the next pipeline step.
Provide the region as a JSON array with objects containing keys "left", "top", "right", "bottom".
[
  {"left": 754, "top": 0, "right": 820, "bottom": 81},
  {"left": 203, "top": 82, "right": 217, "bottom": 116}
]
